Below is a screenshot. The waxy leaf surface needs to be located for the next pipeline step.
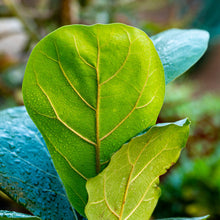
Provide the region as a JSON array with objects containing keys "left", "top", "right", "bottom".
[
  {"left": 0, "top": 107, "right": 77, "bottom": 220},
  {"left": 86, "top": 119, "right": 190, "bottom": 220},
  {"left": 151, "top": 29, "right": 209, "bottom": 84},
  {"left": 23, "top": 23, "right": 165, "bottom": 215},
  {"left": 0, "top": 211, "right": 41, "bottom": 220}
]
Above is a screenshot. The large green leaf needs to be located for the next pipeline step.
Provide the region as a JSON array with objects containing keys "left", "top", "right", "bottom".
[
  {"left": 0, "top": 211, "right": 41, "bottom": 219},
  {"left": 151, "top": 29, "right": 209, "bottom": 84},
  {"left": 22, "top": 23, "right": 165, "bottom": 215},
  {"left": 0, "top": 107, "right": 78, "bottom": 220},
  {"left": 85, "top": 119, "right": 190, "bottom": 220}
]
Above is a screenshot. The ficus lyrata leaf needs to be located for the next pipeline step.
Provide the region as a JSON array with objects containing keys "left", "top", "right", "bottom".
[
  {"left": 0, "top": 211, "right": 41, "bottom": 220},
  {"left": 151, "top": 29, "right": 209, "bottom": 84},
  {"left": 0, "top": 107, "right": 78, "bottom": 220},
  {"left": 85, "top": 119, "right": 190, "bottom": 220},
  {"left": 22, "top": 23, "right": 165, "bottom": 215}
]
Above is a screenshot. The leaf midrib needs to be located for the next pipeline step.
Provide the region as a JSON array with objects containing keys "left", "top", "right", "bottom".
[
  {"left": 33, "top": 28, "right": 157, "bottom": 177},
  {"left": 119, "top": 142, "right": 181, "bottom": 220},
  {"left": 95, "top": 30, "right": 101, "bottom": 174}
]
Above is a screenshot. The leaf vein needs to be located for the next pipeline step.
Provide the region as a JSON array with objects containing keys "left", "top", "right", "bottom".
[
  {"left": 53, "top": 42, "right": 96, "bottom": 111},
  {"left": 40, "top": 47, "right": 96, "bottom": 111},
  {"left": 131, "top": 144, "right": 180, "bottom": 184},
  {"left": 124, "top": 176, "right": 158, "bottom": 220},
  {"left": 44, "top": 132, "right": 88, "bottom": 181},
  {"left": 39, "top": 50, "right": 58, "bottom": 63},
  {"left": 104, "top": 174, "right": 120, "bottom": 218},
  {"left": 73, "top": 35, "right": 96, "bottom": 69},
  {"left": 89, "top": 199, "right": 105, "bottom": 205},
  {"left": 100, "top": 56, "right": 152, "bottom": 141},
  {"left": 100, "top": 28, "right": 131, "bottom": 86},
  {"left": 33, "top": 66, "right": 96, "bottom": 146}
]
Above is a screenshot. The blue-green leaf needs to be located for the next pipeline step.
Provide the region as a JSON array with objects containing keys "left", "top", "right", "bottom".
[
  {"left": 0, "top": 107, "right": 77, "bottom": 220},
  {"left": 0, "top": 210, "right": 41, "bottom": 219},
  {"left": 151, "top": 29, "right": 209, "bottom": 84}
]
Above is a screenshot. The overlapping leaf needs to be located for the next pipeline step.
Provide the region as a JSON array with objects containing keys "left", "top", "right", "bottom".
[
  {"left": 151, "top": 29, "right": 209, "bottom": 84},
  {"left": 86, "top": 119, "right": 190, "bottom": 220},
  {"left": 22, "top": 23, "right": 165, "bottom": 215},
  {"left": 0, "top": 107, "right": 77, "bottom": 220}
]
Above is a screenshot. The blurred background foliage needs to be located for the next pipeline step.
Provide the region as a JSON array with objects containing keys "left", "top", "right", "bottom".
[{"left": 0, "top": 0, "right": 219, "bottom": 219}]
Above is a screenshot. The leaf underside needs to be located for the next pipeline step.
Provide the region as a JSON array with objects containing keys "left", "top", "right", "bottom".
[
  {"left": 0, "top": 107, "right": 77, "bottom": 220},
  {"left": 85, "top": 119, "right": 190, "bottom": 220},
  {"left": 22, "top": 23, "right": 165, "bottom": 215}
]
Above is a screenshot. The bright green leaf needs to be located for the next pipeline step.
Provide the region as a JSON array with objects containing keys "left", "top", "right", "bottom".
[
  {"left": 0, "top": 211, "right": 41, "bottom": 219},
  {"left": 151, "top": 29, "right": 209, "bottom": 84},
  {"left": 22, "top": 23, "right": 165, "bottom": 215},
  {"left": 85, "top": 119, "right": 190, "bottom": 220}
]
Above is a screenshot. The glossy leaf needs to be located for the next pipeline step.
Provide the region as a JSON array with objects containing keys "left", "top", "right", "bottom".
[
  {"left": 0, "top": 211, "right": 41, "bottom": 219},
  {"left": 22, "top": 23, "right": 165, "bottom": 215},
  {"left": 151, "top": 29, "right": 209, "bottom": 84},
  {"left": 155, "top": 216, "right": 209, "bottom": 220},
  {"left": 0, "top": 107, "right": 78, "bottom": 220},
  {"left": 85, "top": 119, "right": 190, "bottom": 220}
]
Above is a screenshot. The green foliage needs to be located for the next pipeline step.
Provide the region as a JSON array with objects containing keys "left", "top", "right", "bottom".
[
  {"left": 0, "top": 211, "right": 41, "bottom": 219},
  {"left": 0, "top": 23, "right": 210, "bottom": 219},
  {"left": 22, "top": 23, "right": 165, "bottom": 216},
  {"left": 86, "top": 119, "right": 190, "bottom": 220}
]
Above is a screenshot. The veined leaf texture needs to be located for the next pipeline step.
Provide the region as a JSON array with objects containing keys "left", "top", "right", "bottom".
[
  {"left": 23, "top": 23, "right": 165, "bottom": 216},
  {"left": 86, "top": 119, "right": 190, "bottom": 220}
]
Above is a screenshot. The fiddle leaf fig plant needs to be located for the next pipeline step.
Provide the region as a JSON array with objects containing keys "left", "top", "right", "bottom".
[
  {"left": 0, "top": 23, "right": 209, "bottom": 220},
  {"left": 22, "top": 23, "right": 165, "bottom": 216}
]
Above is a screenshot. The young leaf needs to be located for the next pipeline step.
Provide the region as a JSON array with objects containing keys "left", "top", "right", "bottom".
[
  {"left": 0, "top": 107, "right": 78, "bottom": 220},
  {"left": 85, "top": 119, "right": 190, "bottom": 220},
  {"left": 22, "top": 23, "right": 165, "bottom": 215},
  {"left": 151, "top": 29, "right": 209, "bottom": 84},
  {"left": 0, "top": 211, "right": 41, "bottom": 219}
]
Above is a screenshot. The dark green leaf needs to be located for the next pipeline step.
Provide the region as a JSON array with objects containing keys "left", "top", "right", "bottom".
[
  {"left": 22, "top": 23, "right": 165, "bottom": 215},
  {"left": 0, "top": 107, "right": 78, "bottom": 220},
  {"left": 85, "top": 119, "right": 190, "bottom": 220},
  {"left": 151, "top": 29, "right": 209, "bottom": 84}
]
